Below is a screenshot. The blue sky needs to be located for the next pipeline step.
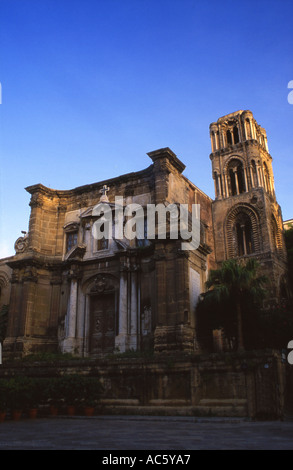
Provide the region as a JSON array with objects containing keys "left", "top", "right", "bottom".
[{"left": 0, "top": 0, "right": 293, "bottom": 257}]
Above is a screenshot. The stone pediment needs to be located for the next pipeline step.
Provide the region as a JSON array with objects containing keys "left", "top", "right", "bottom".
[
  {"left": 65, "top": 244, "right": 86, "bottom": 261},
  {"left": 81, "top": 202, "right": 117, "bottom": 220}
]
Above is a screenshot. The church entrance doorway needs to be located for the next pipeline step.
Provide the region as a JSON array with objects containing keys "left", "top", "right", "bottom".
[{"left": 89, "top": 293, "right": 116, "bottom": 355}]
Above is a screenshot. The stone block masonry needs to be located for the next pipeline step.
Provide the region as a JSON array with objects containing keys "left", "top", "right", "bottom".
[{"left": 0, "top": 350, "right": 290, "bottom": 420}]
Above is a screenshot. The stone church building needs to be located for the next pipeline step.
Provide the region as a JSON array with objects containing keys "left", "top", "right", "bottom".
[{"left": 0, "top": 110, "right": 289, "bottom": 357}]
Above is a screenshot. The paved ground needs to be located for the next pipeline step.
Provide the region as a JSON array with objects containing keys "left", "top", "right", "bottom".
[{"left": 0, "top": 415, "right": 293, "bottom": 451}]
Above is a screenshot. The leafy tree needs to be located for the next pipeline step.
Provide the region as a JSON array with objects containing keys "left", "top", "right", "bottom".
[{"left": 197, "top": 258, "right": 267, "bottom": 351}]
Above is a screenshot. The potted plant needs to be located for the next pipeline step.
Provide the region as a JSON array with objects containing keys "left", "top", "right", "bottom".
[
  {"left": 25, "top": 378, "right": 40, "bottom": 419},
  {"left": 59, "top": 374, "right": 83, "bottom": 416},
  {"left": 82, "top": 376, "right": 103, "bottom": 416},
  {"left": 7, "top": 376, "right": 32, "bottom": 420},
  {"left": 46, "top": 378, "right": 61, "bottom": 416}
]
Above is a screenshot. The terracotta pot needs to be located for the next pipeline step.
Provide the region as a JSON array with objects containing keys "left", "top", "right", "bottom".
[
  {"left": 84, "top": 406, "right": 94, "bottom": 417},
  {"left": 49, "top": 405, "right": 58, "bottom": 416},
  {"left": 0, "top": 411, "right": 6, "bottom": 423},
  {"left": 12, "top": 410, "right": 22, "bottom": 421},
  {"left": 28, "top": 408, "right": 38, "bottom": 419},
  {"left": 67, "top": 405, "right": 75, "bottom": 416}
]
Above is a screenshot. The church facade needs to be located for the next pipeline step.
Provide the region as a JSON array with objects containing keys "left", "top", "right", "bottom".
[{"left": 0, "top": 110, "right": 289, "bottom": 357}]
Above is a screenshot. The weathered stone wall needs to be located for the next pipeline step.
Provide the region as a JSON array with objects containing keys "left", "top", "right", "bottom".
[
  {"left": 0, "top": 258, "right": 12, "bottom": 310},
  {"left": 0, "top": 351, "right": 290, "bottom": 419},
  {"left": 3, "top": 148, "right": 215, "bottom": 357}
]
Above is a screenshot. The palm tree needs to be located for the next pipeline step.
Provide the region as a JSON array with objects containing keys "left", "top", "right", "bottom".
[{"left": 205, "top": 258, "right": 267, "bottom": 351}]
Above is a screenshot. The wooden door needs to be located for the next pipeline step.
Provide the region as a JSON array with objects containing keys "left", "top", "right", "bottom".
[{"left": 89, "top": 294, "right": 115, "bottom": 354}]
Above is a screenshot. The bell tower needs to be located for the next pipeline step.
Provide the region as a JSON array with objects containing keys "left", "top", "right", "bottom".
[{"left": 210, "top": 110, "right": 289, "bottom": 302}]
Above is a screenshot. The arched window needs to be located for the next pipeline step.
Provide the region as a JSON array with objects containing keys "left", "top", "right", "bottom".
[
  {"left": 66, "top": 231, "right": 78, "bottom": 252},
  {"left": 227, "top": 159, "right": 246, "bottom": 196},
  {"left": 271, "top": 215, "right": 282, "bottom": 252},
  {"left": 234, "top": 213, "right": 254, "bottom": 256},
  {"left": 233, "top": 126, "right": 239, "bottom": 144},
  {"left": 226, "top": 205, "right": 261, "bottom": 259},
  {"left": 227, "top": 130, "right": 232, "bottom": 145},
  {"left": 263, "top": 162, "right": 270, "bottom": 193},
  {"left": 245, "top": 118, "right": 252, "bottom": 139},
  {"left": 64, "top": 222, "right": 80, "bottom": 254},
  {"left": 251, "top": 160, "right": 258, "bottom": 187}
]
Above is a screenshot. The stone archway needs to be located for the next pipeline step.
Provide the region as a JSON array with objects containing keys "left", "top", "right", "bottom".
[{"left": 225, "top": 204, "right": 262, "bottom": 258}]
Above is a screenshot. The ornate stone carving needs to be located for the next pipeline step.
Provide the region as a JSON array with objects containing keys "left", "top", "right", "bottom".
[
  {"left": 14, "top": 233, "right": 28, "bottom": 254},
  {"left": 29, "top": 193, "right": 44, "bottom": 208},
  {"left": 141, "top": 306, "right": 152, "bottom": 336},
  {"left": 90, "top": 274, "right": 115, "bottom": 294}
]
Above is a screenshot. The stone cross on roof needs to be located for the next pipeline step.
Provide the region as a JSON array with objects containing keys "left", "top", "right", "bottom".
[{"left": 100, "top": 184, "right": 110, "bottom": 202}]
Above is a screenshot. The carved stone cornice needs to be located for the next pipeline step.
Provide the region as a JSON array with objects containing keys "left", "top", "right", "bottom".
[
  {"left": 147, "top": 148, "right": 186, "bottom": 174},
  {"left": 29, "top": 193, "right": 45, "bottom": 209}
]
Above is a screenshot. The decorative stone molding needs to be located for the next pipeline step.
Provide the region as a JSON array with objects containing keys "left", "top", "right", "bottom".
[
  {"left": 22, "top": 266, "right": 38, "bottom": 283},
  {"left": 14, "top": 234, "right": 29, "bottom": 254},
  {"left": 29, "top": 193, "right": 44, "bottom": 208},
  {"left": 87, "top": 273, "right": 118, "bottom": 295},
  {"left": 0, "top": 271, "right": 10, "bottom": 287}
]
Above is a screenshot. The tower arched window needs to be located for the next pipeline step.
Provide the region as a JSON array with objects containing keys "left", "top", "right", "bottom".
[
  {"left": 263, "top": 162, "right": 271, "bottom": 193},
  {"left": 227, "top": 159, "right": 246, "bottom": 196},
  {"left": 245, "top": 119, "right": 252, "bottom": 139},
  {"left": 226, "top": 205, "right": 261, "bottom": 259},
  {"left": 227, "top": 130, "right": 232, "bottom": 145},
  {"left": 251, "top": 160, "right": 258, "bottom": 187},
  {"left": 271, "top": 215, "right": 282, "bottom": 252},
  {"left": 233, "top": 126, "right": 239, "bottom": 144},
  {"left": 234, "top": 213, "right": 254, "bottom": 256}
]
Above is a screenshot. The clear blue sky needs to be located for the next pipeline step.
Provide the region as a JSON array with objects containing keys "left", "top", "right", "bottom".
[{"left": 0, "top": 0, "right": 293, "bottom": 257}]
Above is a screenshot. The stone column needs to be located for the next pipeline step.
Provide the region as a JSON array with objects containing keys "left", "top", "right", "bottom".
[
  {"left": 243, "top": 167, "right": 248, "bottom": 192},
  {"left": 210, "top": 135, "right": 215, "bottom": 152},
  {"left": 129, "top": 268, "right": 138, "bottom": 350},
  {"left": 249, "top": 165, "right": 254, "bottom": 188},
  {"left": 218, "top": 175, "right": 222, "bottom": 197},
  {"left": 223, "top": 171, "right": 229, "bottom": 197},
  {"left": 241, "top": 224, "right": 247, "bottom": 255},
  {"left": 213, "top": 175, "right": 218, "bottom": 198},
  {"left": 231, "top": 130, "right": 235, "bottom": 145},
  {"left": 76, "top": 285, "right": 86, "bottom": 355},
  {"left": 67, "top": 279, "right": 78, "bottom": 338},
  {"left": 258, "top": 165, "right": 264, "bottom": 188},
  {"left": 215, "top": 132, "right": 219, "bottom": 149},
  {"left": 269, "top": 176, "right": 273, "bottom": 194},
  {"left": 234, "top": 169, "right": 239, "bottom": 195},
  {"left": 115, "top": 265, "right": 129, "bottom": 352},
  {"left": 251, "top": 120, "right": 256, "bottom": 139},
  {"left": 62, "top": 275, "right": 78, "bottom": 354}
]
